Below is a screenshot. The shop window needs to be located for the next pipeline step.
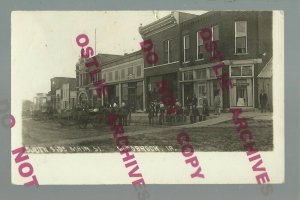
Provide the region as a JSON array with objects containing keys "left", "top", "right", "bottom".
[
  {"left": 183, "top": 71, "right": 193, "bottom": 81},
  {"left": 235, "top": 21, "right": 247, "bottom": 54},
  {"left": 231, "top": 66, "right": 242, "bottom": 76},
  {"left": 115, "top": 71, "right": 119, "bottom": 81},
  {"left": 242, "top": 66, "right": 252, "bottom": 76},
  {"left": 122, "top": 83, "right": 128, "bottom": 101},
  {"left": 195, "top": 69, "right": 206, "bottom": 80},
  {"left": 137, "top": 65, "right": 141, "bottom": 77},
  {"left": 231, "top": 66, "right": 253, "bottom": 77},
  {"left": 183, "top": 35, "right": 190, "bottom": 62},
  {"left": 197, "top": 31, "right": 204, "bottom": 60}
]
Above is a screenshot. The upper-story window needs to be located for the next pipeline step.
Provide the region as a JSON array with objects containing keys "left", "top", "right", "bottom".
[
  {"left": 163, "top": 40, "right": 173, "bottom": 64},
  {"left": 108, "top": 72, "right": 112, "bottom": 81},
  {"left": 183, "top": 35, "right": 190, "bottom": 62},
  {"left": 151, "top": 44, "right": 156, "bottom": 67},
  {"left": 197, "top": 31, "right": 204, "bottom": 60},
  {"left": 128, "top": 67, "right": 133, "bottom": 76},
  {"left": 163, "top": 40, "right": 169, "bottom": 64},
  {"left": 121, "top": 69, "right": 125, "bottom": 79},
  {"left": 137, "top": 65, "right": 141, "bottom": 77},
  {"left": 115, "top": 71, "right": 119, "bottom": 81},
  {"left": 102, "top": 72, "right": 106, "bottom": 81},
  {"left": 81, "top": 74, "right": 84, "bottom": 86},
  {"left": 212, "top": 25, "right": 219, "bottom": 41},
  {"left": 235, "top": 21, "right": 247, "bottom": 54}
]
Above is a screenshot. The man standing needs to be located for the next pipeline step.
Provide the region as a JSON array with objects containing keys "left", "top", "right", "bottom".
[
  {"left": 259, "top": 90, "right": 268, "bottom": 113},
  {"left": 214, "top": 91, "right": 222, "bottom": 115}
]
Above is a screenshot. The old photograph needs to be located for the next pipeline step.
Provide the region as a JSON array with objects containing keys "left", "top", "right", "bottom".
[
  {"left": 19, "top": 11, "right": 273, "bottom": 153},
  {"left": 11, "top": 11, "right": 284, "bottom": 184}
]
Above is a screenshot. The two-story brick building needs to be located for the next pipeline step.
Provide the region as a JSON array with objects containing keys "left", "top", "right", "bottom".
[
  {"left": 179, "top": 11, "right": 272, "bottom": 110},
  {"left": 101, "top": 50, "right": 145, "bottom": 111},
  {"left": 139, "top": 11, "right": 198, "bottom": 107}
]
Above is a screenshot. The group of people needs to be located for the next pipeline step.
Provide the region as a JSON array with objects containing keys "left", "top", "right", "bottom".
[
  {"left": 71, "top": 99, "right": 132, "bottom": 126},
  {"left": 147, "top": 92, "right": 221, "bottom": 125}
]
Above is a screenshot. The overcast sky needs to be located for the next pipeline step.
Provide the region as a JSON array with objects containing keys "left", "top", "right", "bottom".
[{"left": 11, "top": 11, "right": 206, "bottom": 101}]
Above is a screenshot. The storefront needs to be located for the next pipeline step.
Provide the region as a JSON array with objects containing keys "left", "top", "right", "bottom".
[
  {"left": 121, "top": 81, "right": 144, "bottom": 111},
  {"left": 180, "top": 66, "right": 223, "bottom": 109},
  {"left": 229, "top": 65, "right": 254, "bottom": 107},
  {"left": 146, "top": 73, "right": 178, "bottom": 106}
]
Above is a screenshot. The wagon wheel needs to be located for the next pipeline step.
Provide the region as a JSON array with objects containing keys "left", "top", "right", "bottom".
[
  {"left": 77, "top": 117, "right": 88, "bottom": 129},
  {"left": 91, "top": 118, "right": 99, "bottom": 128}
]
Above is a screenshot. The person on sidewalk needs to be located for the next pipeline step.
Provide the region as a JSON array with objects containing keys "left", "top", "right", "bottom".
[
  {"left": 159, "top": 101, "right": 165, "bottom": 125},
  {"left": 259, "top": 90, "right": 268, "bottom": 113},
  {"left": 214, "top": 91, "right": 221, "bottom": 115},
  {"left": 202, "top": 93, "right": 209, "bottom": 120}
]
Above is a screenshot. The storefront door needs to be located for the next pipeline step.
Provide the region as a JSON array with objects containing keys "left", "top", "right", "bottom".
[
  {"left": 230, "top": 79, "right": 253, "bottom": 107},
  {"left": 183, "top": 83, "right": 193, "bottom": 106},
  {"left": 197, "top": 83, "right": 206, "bottom": 107},
  {"left": 128, "top": 82, "right": 137, "bottom": 111}
]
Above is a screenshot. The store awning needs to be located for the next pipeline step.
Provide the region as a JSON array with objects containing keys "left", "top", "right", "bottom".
[{"left": 258, "top": 57, "right": 272, "bottom": 78}]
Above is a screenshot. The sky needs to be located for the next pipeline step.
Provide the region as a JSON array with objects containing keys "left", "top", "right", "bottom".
[{"left": 11, "top": 11, "right": 206, "bottom": 101}]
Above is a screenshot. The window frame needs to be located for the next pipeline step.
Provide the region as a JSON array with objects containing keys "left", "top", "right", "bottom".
[
  {"left": 212, "top": 25, "right": 219, "bottom": 41},
  {"left": 230, "top": 65, "right": 254, "bottom": 77},
  {"left": 183, "top": 35, "right": 190, "bottom": 63},
  {"left": 163, "top": 40, "right": 170, "bottom": 64},
  {"left": 115, "top": 70, "right": 119, "bottom": 81},
  {"left": 196, "top": 31, "right": 204, "bottom": 61},
  {"left": 182, "top": 71, "right": 193, "bottom": 81},
  {"left": 136, "top": 65, "right": 142, "bottom": 77},
  {"left": 195, "top": 69, "right": 207, "bottom": 80},
  {"left": 235, "top": 21, "right": 248, "bottom": 54}
]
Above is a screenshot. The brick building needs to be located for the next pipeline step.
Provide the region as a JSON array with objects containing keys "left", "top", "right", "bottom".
[
  {"left": 139, "top": 11, "right": 198, "bottom": 107},
  {"left": 179, "top": 11, "right": 272, "bottom": 110}
]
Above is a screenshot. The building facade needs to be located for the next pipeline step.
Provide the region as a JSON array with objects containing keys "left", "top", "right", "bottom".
[
  {"left": 101, "top": 50, "right": 145, "bottom": 111},
  {"left": 76, "top": 54, "right": 122, "bottom": 107},
  {"left": 50, "top": 77, "right": 77, "bottom": 112},
  {"left": 139, "top": 11, "right": 198, "bottom": 108},
  {"left": 179, "top": 11, "right": 272, "bottom": 110}
]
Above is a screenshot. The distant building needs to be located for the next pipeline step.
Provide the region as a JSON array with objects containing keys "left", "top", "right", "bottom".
[
  {"left": 32, "top": 93, "right": 47, "bottom": 112},
  {"left": 22, "top": 100, "right": 34, "bottom": 116},
  {"left": 50, "top": 77, "right": 76, "bottom": 112},
  {"left": 76, "top": 54, "right": 122, "bottom": 107}
]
